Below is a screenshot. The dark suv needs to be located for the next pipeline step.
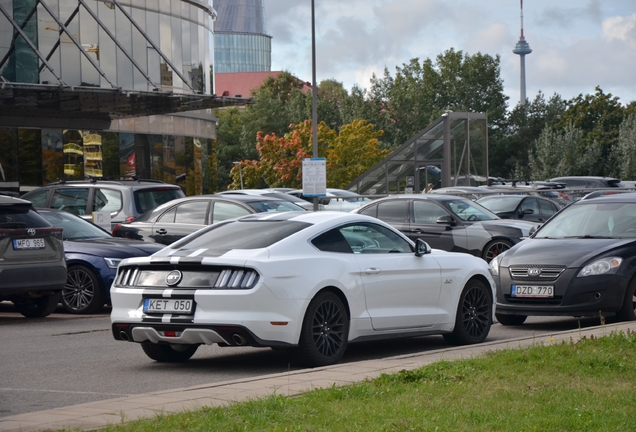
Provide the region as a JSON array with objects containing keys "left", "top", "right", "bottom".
[
  {"left": 0, "top": 196, "right": 66, "bottom": 317},
  {"left": 21, "top": 179, "right": 185, "bottom": 227}
]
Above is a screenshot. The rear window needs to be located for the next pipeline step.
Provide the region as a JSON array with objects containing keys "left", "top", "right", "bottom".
[
  {"left": 172, "top": 220, "right": 311, "bottom": 251},
  {"left": 0, "top": 206, "right": 52, "bottom": 229},
  {"left": 134, "top": 188, "right": 185, "bottom": 214}
]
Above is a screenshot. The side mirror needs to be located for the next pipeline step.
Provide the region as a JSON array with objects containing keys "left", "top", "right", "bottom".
[
  {"left": 436, "top": 215, "right": 455, "bottom": 226},
  {"left": 415, "top": 238, "right": 432, "bottom": 256}
]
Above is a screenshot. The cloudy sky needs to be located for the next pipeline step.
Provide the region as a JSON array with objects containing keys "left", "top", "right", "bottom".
[{"left": 262, "top": 0, "right": 636, "bottom": 108}]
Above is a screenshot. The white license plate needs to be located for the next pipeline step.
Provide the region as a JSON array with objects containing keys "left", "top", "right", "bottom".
[
  {"left": 143, "top": 298, "right": 194, "bottom": 314},
  {"left": 511, "top": 285, "right": 554, "bottom": 298},
  {"left": 13, "top": 238, "right": 45, "bottom": 250}
]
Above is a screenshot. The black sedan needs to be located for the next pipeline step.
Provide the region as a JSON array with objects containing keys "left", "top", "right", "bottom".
[
  {"left": 37, "top": 209, "right": 164, "bottom": 314},
  {"left": 489, "top": 193, "right": 636, "bottom": 325},
  {"left": 475, "top": 195, "right": 561, "bottom": 223},
  {"left": 352, "top": 194, "right": 538, "bottom": 262},
  {"left": 112, "top": 194, "right": 306, "bottom": 245}
]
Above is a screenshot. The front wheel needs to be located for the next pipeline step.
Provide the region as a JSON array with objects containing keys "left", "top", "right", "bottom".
[
  {"left": 444, "top": 280, "right": 492, "bottom": 345},
  {"left": 482, "top": 239, "right": 513, "bottom": 263},
  {"left": 141, "top": 342, "right": 198, "bottom": 362},
  {"left": 298, "top": 291, "right": 349, "bottom": 367},
  {"left": 62, "top": 265, "right": 104, "bottom": 314},
  {"left": 615, "top": 279, "right": 636, "bottom": 322},
  {"left": 13, "top": 292, "right": 61, "bottom": 318},
  {"left": 495, "top": 313, "right": 527, "bottom": 326}
]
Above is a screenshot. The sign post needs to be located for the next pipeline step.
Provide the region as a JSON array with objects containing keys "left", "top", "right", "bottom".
[{"left": 302, "top": 158, "right": 326, "bottom": 210}]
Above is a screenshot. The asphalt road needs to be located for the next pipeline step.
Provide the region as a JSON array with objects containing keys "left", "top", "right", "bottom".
[{"left": 0, "top": 302, "right": 605, "bottom": 418}]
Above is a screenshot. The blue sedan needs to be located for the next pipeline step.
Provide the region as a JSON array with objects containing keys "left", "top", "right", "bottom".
[{"left": 37, "top": 209, "right": 164, "bottom": 314}]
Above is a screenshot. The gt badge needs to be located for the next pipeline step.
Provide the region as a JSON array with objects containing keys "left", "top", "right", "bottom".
[{"left": 165, "top": 270, "right": 183, "bottom": 287}]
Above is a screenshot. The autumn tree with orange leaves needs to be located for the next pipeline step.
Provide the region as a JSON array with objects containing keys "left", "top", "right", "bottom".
[{"left": 229, "top": 119, "right": 387, "bottom": 190}]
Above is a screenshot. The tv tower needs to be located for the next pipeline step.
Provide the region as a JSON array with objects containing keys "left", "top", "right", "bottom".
[{"left": 513, "top": 0, "right": 532, "bottom": 105}]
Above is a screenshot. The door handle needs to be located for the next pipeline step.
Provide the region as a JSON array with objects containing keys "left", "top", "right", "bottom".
[
  {"left": 413, "top": 228, "right": 422, "bottom": 233},
  {"left": 365, "top": 268, "right": 381, "bottom": 274},
  {"left": 155, "top": 229, "right": 167, "bottom": 235}
]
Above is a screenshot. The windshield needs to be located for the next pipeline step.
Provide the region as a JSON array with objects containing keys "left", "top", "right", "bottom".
[
  {"left": 477, "top": 196, "right": 523, "bottom": 213},
  {"left": 534, "top": 202, "right": 636, "bottom": 239},
  {"left": 441, "top": 198, "right": 499, "bottom": 221},
  {"left": 39, "top": 210, "right": 111, "bottom": 240}
]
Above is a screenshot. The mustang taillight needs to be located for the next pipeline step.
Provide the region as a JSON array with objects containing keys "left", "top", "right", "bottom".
[{"left": 215, "top": 269, "right": 259, "bottom": 289}]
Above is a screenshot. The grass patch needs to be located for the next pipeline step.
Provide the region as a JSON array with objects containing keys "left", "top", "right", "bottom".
[{"left": 93, "top": 331, "right": 636, "bottom": 432}]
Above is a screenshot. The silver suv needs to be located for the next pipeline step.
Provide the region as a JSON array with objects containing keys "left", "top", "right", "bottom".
[
  {"left": 21, "top": 179, "right": 185, "bottom": 228},
  {"left": 0, "top": 196, "right": 66, "bottom": 317}
]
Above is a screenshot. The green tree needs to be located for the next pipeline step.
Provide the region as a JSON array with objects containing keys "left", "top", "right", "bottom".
[{"left": 613, "top": 114, "right": 636, "bottom": 180}]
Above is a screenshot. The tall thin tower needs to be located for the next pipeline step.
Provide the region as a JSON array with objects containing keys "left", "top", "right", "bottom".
[{"left": 513, "top": 0, "right": 532, "bottom": 105}]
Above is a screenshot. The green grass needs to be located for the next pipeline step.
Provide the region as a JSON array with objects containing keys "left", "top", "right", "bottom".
[{"left": 95, "top": 330, "right": 636, "bottom": 432}]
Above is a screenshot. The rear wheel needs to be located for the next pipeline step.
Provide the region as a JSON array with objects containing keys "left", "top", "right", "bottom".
[
  {"left": 615, "top": 279, "right": 636, "bottom": 322},
  {"left": 62, "top": 265, "right": 104, "bottom": 314},
  {"left": 13, "top": 292, "right": 61, "bottom": 318},
  {"left": 482, "top": 239, "right": 513, "bottom": 263},
  {"left": 495, "top": 313, "right": 527, "bottom": 326},
  {"left": 141, "top": 342, "right": 198, "bottom": 362},
  {"left": 444, "top": 280, "right": 492, "bottom": 345},
  {"left": 298, "top": 291, "right": 349, "bottom": 367}
]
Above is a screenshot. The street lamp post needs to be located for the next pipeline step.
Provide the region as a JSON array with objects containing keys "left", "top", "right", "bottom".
[{"left": 233, "top": 162, "right": 244, "bottom": 190}]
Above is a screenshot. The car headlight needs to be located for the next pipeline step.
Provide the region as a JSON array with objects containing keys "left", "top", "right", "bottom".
[
  {"left": 104, "top": 258, "right": 123, "bottom": 269},
  {"left": 489, "top": 254, "right": 502, "bottom": 277},
  {"left": 577, "top": 257, "right": 622, "bottom": 277}
]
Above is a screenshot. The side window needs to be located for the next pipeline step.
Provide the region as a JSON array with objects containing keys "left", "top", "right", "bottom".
[
  {"left": 377, "top": 200, "right": 408, "bottom": 223},
  {"left": 51, "top": 188, "right": 89, "bottom": 216},
  {"left": 23, "top": 189, "right": 50, "bottom": 208},
  {"left": 174, "top": 201, "right": 208, "bottom": 224},
  {"left": 93, "top": 188, "right": 122, "bottom": 213},
  {"left": 340, "top": 223, "right": 412, "bottom": 254},
  {"left": 157, "top": 207, "right": 177, "bottom": 223},
  {"left": 358, "top": 204, "right": 377, "bottom": 218},
  {"left": 312, "top": 229, "right": 353, "bottom": 253},
  {"left": 413, "top": 200, "right": 448, "bottom": 224},
  {"left": 539, "top": 199, "right": 557, "bottom": 216},
  {"left": 520, "top": 198, "right": 539, "bottom": 214},
  {"left": 212, "top": 202, "right": 251, "bottom": 223}
]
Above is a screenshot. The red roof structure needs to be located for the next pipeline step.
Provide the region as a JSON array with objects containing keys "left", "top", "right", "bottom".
[{"left": 214, "top": 71, "right": 312, "bottom": 98}]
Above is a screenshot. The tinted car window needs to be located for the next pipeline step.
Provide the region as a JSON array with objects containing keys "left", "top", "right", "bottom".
[
  {"left": 443, "top": 199, "right": 498, "bottom": 221},
  {"left": 51, "top": 188, "right": 90, "bottom": 216},
  {"left": 174, "top": 201, "right": 208, "bottom": 224},
  {"left": 174, "top": 220, "right": 311, "bottom": 250},
  {"left": 312, "top": 229, "right": 353, "bottom": 253},
  {"left": 39, "top": 210, "right": 110, "bottom": 240},
  {"left": 377, "top": 200, "right": 408, "bottom": 223},
  {"left": 358, "top": 204, "right": 377, "bottom": 218},
  {"left": 157, "top": 207, "right": 176, "bottom": 223},
  {"left": 134, "top": 188, "right": 185, "bottom": 215},
  {"left": 539, "top": 199, "right": 557, "bottom": 215},
  {"left": 212, "top": 202, "right": 251, "bottom": 223},
  {"left": 340, "top": 223, "right": 412, "bottom": 253},
  {"left": 520, "top": 198, "right": 539, "bottom": 214},
  {"left": 0, "top": 206, "right": 51, "bottom": 228},
  {"left": 246, "top": 200, "right": 303, "bottom": 213},
  {"left": 477, "top": 196, "right": 522, "bottom": 213},
  {"left": 93, "top": 188, "right": 122, "bottom": 213}
]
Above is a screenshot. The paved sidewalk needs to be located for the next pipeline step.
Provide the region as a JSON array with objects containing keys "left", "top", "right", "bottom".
[{"left": 2, "top": 321, "right": 634, "bottom": 431}]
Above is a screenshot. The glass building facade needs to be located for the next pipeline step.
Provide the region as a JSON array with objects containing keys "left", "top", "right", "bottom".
[
  {"left": 346, "top": 112, "right": 489, "bottom": 195},
  {"left": 213, "top": 0, "right": 271, "bottom": 72},
  {"left": 0, "top": 0, "right": 242, "bottom": 196}
]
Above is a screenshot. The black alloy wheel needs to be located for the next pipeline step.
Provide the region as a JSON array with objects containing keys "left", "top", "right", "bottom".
[
  {"left": 444, "top": 280, "right": 492, "bottom": 345},
  {"left": 62, "top": 265, "right": 104, "bottom": 314},
  {"left": 483, "top": 239, "right": 513, "bottom": 263},
  {"left": 298, "top": 291, "right": 349, "bottom": 367}
]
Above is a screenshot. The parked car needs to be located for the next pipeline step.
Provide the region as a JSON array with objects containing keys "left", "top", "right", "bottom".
[
  {"left": 21, "top": 179, "right": 185, "bottom": 228},
  {"left": 217, "top": 189, "right": 314, "bottom": 210},
  {"left": 111, "top": 211, "right": 496, "bottom": 366},
  {"left": 427, "top": 186, "right": 499, "bottom": 201},
  {"left": 112, "top": 194, "right": 306, "bottom": 245},
  {"left": 352, "top": 194, "right": 538, "bottom": 262},
  {"left": 0, "top": 196, "right": 66, "bottom": 318},
  {"left": 36, "top": 209, "right": 164, "bottom": 314},
  {"left": 489, "top": 192, "right": 636, "bottom": 326},
  {"left": 548, "top": 176, "right": 625, "bottom": 189},
  {"left": 288, "top": 188, "right": 373, "bottom": 212},
  {"left": 475, "top": 195, "right": 561, "bottom": 223},
  {"left": 487, "top": 180, "right": 574, "bottom": 206}
]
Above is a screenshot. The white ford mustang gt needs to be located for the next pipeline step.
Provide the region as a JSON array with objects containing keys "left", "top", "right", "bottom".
[{"left": 111, "top": 211, "right": 496, "bottom": 367}]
